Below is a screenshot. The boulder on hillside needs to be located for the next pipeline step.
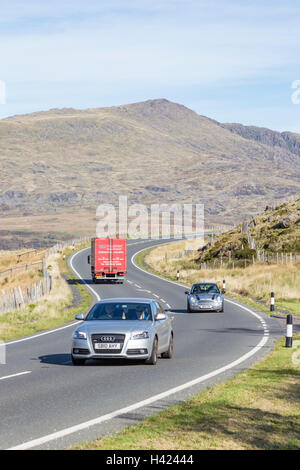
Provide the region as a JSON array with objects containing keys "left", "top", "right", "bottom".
[{"left": 273, "top": 210, "right": 300, "bottom": 229}]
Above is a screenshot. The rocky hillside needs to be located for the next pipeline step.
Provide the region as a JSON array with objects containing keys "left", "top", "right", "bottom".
[
  {"left": 1, "top": 99, "right": 300, "bottom": 241},
  {"left": 221, "top": 122, "right": 300, "bottom": 159},
  {"left": 198, "top": 198, "right": 300, "bottom": 262}
]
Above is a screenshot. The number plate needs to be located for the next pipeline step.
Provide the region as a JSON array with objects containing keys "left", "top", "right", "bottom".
[{"left": 95, "top": 343, "right": 121, "bottom": 350}]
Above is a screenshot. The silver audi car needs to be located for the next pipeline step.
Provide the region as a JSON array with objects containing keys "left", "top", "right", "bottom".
[
  {"left": 186, "top": 283, "right": 224, "bottom": 313},
  {"left": 71, "top": 298, "right": 174, "bottom": 365}
]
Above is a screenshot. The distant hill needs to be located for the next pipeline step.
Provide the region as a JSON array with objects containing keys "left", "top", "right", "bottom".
[
  {"left": 1, "top": 99, "right": 300, "bottom": 243},
  {"left": 198, "top": 198, "right": 300, "bottom": 262}
]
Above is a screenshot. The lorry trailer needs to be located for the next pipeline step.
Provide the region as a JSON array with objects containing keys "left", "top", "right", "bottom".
[{"left": 88, "top": 237, "right": 127, "bottom": 283}]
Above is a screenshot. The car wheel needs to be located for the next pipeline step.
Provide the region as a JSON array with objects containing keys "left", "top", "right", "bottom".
[
  {"left": 187, "top": 302, "right": 192, "bottom": 313},
  {"left": 72, "top": 356, "right": 86, "bottom": 366},
  {"left": 161, "top": 333, "right": 173, "bottom": 359},
  {"left": 145, "top": 337, "right": 158, "bottom": 365}
]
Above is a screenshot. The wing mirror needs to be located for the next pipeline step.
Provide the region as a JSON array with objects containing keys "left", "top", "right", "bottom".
[
  {"left": 75, "top": 313, "right": 85, "bottom": 321},
  {"left": 185, "top": 290, "right": 190, "bottom": 295},
  {"left": 155, "top": 313, "right": 167, "bottom": 321}
]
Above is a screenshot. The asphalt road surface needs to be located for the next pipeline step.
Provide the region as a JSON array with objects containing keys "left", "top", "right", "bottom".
[{"left": 0, "top": 238, "right": 282, "bottom": 450}]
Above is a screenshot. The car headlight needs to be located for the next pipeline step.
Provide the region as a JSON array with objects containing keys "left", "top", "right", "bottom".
[
  {"left": 214, "top": 296, "right": 222, "bottom": 303},
  {"left": 131, "top": 331, "right": 150, "bottom": 340},
  {"left": 73, "top": 330, "right": 87, "bottom": 340},
  {"left": 189, "top": 296, "right": 197, "bottom": 303}
]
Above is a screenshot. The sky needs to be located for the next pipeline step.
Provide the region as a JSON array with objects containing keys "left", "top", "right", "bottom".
[{"left": 0, "top": 0, "right": 300, "bottom": 132}]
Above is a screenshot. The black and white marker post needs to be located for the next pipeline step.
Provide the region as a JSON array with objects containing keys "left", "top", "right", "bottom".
[
  {"left": 176, "top": 270, "right": 180, "bottom": 281},
  {"left": 222, "top": 279, "right": 226, "bottom": 294},
  {"left": 285, "top": 314, "right": 293, "bottom": 348},
  {"left": 270, "top": 292, "right": 275, "bottom": 312}
]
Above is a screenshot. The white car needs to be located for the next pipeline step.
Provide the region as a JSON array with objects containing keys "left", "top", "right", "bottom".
[{"left": 71, "top": 298, "right": 174, "bottom": 365}]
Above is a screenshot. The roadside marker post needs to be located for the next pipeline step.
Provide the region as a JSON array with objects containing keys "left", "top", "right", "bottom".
[
  {"left": 222, "top": 279, "right": 226, "bottom": 294},
  {"left": 285, "top": 314, "right": 293, "bottom": 348},
  {"left": 270, "top": 292, "right": 275, "bottom": 312},
  {"left": 176, "top": 271, "right": 180, "bottom": 281}
]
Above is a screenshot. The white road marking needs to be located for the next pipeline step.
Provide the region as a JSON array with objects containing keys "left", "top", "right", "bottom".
[
  {"left": 69, "top": 248, "right": 101, "bottom": 301},
  {"left": 0, "top": 371, "right": 31, "bottom": 381},
  {"left": 6, "top": 322, "right": 82, "bottom": 346},
  {"left": 153, "top": 294, "right": 159, "bottom": 298}
]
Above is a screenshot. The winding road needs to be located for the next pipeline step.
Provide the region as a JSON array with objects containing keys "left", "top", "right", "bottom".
[{"left": 0, "top": 238, "right": 282, "bottom": 450}]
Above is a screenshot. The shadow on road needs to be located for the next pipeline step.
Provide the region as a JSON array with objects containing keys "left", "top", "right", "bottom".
[
  {"left": 66, "top": 278, "right": 94, "bottom": 285},
  {"left": 38, "top": 354, "right": 148, "bottom": 367},
  {"left": 39, "top": 353, "right": 72, "bottom": 365}
]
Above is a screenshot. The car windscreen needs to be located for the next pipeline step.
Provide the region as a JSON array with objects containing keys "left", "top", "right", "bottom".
[
  {"left": 191, "top": 284, "right": 220, "bottom": 294},
  {"left": 85, "top": 302, "right": 153, "bottom": 321}
]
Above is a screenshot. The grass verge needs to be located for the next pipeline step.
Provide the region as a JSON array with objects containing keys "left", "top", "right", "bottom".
[
  {"left": 73, "top": 334, "right": 300, "bottom": 450},
  {"left": 0, "top": 243, "right": 92, "bottom": 342}
]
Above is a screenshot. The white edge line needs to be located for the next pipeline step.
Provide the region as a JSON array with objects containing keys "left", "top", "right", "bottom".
[
  {"left": 6, "top": 322, "right": 82, "bottom": 346},
  {"left": 69, "top": 248, "right": 101, "bottom": 302},
  {"left": 0, "top": 371, "right": 31, "bottom": 381},
  {"left": 9, "top": 242, "right": 272, "bottom": 450}
]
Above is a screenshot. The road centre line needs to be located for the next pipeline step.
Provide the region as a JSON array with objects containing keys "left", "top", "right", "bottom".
[{"left": 0, "top": 371, "right": 31, "bottom": 381}]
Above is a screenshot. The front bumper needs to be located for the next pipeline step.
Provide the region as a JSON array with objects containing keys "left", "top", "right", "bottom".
[
  {"left": 189, "top": 302, "right": 222, "bottom": 311},
  {"left": 71, "top": 336, "right": 151, "bottom": 360}
]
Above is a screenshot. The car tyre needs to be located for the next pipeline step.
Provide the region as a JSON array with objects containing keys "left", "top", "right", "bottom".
[
  {"left": 187, "top": 302, "right": 192, "bottom": 313},
  {"left": 145, "top": 337, "right": 158, "bottom": 365},
  {"left": 161, "top": 333, "right": 173, "bottom": 359},
  {"left": 72, "top": 356, "right": 86, "bottom": 366}
]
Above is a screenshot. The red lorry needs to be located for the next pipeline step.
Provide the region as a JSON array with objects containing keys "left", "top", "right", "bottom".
[{"left": 88, "top": 238, "right": 127, "bottom": 283}]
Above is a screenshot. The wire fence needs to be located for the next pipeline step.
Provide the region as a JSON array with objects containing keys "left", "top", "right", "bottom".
[
  {"left": 0, "top": 260, "right": 44, "bottom": 280},
  {"left": 0, "top": 236, "right": 91, "bottom": 315},
  {"left": 165, "top": 250, "right": 300, "bottom": 268}
]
